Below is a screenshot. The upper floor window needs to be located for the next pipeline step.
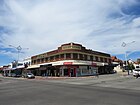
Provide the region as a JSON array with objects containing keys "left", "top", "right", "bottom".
[
  {"left": 104, "top": 58, "right": 107, "bottom": 62},
  {"left": 66, "top": 53, "right": 71, "bottom": 59},
  {"left": 100, "top": 57, "right": 103, "bottom": 62},
  {"left": 37, "top": 59, "right": 40, "bottom": 63},
  {"left": 83, "top": 54, "right": 87, "bottom": 60},
  {"left": 31, "top": 61, "right": 33, "bottom": 64},
  {"left": 29, "top": 62, "right": 31, "bottom": 66},
  {"left": 79, "top": 54, "right": 83, "bottom": 60},
  {"left": 55, "top": 55, "right": 59, "bottom": 59},
  {"left": 50, "top": 56, "right": 54, "bottom": 61},
  {"left": 95, "top": 56, "right": 98, "bottom": 61},
  {"left": 41, "top": 58, "right": 44, "bottom": 63},
  {"left": 33, "top": 60, "right": 36, "bottom": 64},
  {"left": 45, "top": 57, "right": 48, "bottom": 62},
  {"left": 60, "top": 54, "right": 64, "bottom": 59},
  {"left": 73, "top": 53, "right": 78, "bottom": 59},
  {"left": 90, "top": 56, "right": 93, "bottom": 61},
  {"left": 87, "top": 55, "right": 90, "bottom": 60},
  {"left": 109, "top": 59, "right": 111, "bottom": 63}
]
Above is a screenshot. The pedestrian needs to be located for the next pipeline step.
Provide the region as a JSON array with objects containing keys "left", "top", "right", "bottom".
[
  {"left": 135, "top": 73, "right": 139, "bottom": 79},
  {"left": 96, "top": 70, "right": 99, "bottom": 78}
]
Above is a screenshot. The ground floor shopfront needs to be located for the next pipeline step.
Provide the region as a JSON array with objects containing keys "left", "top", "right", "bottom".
[
  {"left": 27, "top": 60, "right": 114, "bottom": 77},
  {"left": 28, "top": 65, "right": 98, "bottom": 77},
  {"left": 3, "top": 68, "right": 23, "bottom": 77},
  {"left": 2, "top": 60, "right": 114, "bottom": 77}
]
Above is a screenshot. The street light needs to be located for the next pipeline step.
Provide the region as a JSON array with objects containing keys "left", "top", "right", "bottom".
[
  {"left": 121, "top": 41, "right": 135, "bottom": 75},
  {"left": 9, "top": 45, "right": 29, "bottom": 62}
]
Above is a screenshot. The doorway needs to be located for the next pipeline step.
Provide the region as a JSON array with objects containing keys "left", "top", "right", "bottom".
[
  {"left": 64, "top": 69, "right": 69, "bottom": 76},
  {"left": 70, "top": 68, "right": 75, "bottom": 77}
]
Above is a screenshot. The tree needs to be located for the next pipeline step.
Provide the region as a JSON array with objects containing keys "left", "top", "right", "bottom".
[{"left": 128, "top": 62, "right": 135, "bottom": 70}]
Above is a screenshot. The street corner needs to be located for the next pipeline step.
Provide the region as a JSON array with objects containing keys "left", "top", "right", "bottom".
[
  {"left": 119, "top": 72, "right": 132, "bottom": 77},
  {"left": 33, "top": 76, "right": 94, "bottom": 81},
  {"left": 34, "top": 76, "right": 47, "bottom": 80}
]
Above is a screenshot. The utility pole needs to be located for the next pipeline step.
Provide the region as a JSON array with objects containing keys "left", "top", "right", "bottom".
[
  {"left": 9, "top": 45, "right": 29, "bottom": 62},
  {"left": 121, "top": 41, "right": 135, "bottom": 75}
]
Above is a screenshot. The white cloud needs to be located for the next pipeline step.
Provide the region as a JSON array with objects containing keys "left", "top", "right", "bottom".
[
  {"left": 132, "top": 17, "right": 140, "bottom": 27},
  {"left": 0, "top": 50, "right": 16, "bottom": 59},
  {"left": 0, "top": 0, "right": 140, "bottom": 61}
]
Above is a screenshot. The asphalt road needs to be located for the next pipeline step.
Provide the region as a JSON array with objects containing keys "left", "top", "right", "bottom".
[{"left": 0, "top": 75, "right": 140, "bottom": 105}]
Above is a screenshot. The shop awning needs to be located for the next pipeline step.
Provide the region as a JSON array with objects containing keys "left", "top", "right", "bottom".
[
  {"left": 3, "top": 68, "right": 12, "bottom": 71},
  {"left": 40, "top": 64, "right": 52, "bottom": 70},
  {"left": 40, "top": 63, "right": 52, "bottom": 67},
  {"left": 112, "top": 62, "right": 119, "bottom": 65},
  {"left": 17, "top": 66, "right": 25, "bottom": 69},
  {"left": 11, "top": 68, "right": 16, "bottom": 70},
  {"left": 3, "top": 68, "right": 16, "bottom": 71},
  {"left": 102, "top": 63, "right": 109, "bottom": 66},
  {"left": 27, "top": 65, "right": 40, "bottom": 69}
]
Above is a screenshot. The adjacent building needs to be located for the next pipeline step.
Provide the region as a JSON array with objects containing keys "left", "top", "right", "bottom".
[
  {"left": 111, "top": 56, "right": 123, "bottom": 72},
  {"left": 2, "top": 58, "right": 31, "bottom": 77},
  {"left": 137, "top": 58, "right": 140, "bottom": 64}
]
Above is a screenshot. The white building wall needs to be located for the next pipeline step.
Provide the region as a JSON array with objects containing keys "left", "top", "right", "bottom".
[{"left": 133, "top": 64, "right": 140, "bottom": 69}]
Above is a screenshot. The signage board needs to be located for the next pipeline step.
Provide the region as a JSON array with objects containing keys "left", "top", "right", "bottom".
[
  {"left": 63, "top": 62, "right": 73, "bottom": 65},
  {"left": 62, "top": 45, "right": 81, "bottom": 50}
]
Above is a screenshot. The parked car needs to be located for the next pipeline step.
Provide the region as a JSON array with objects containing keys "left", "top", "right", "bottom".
[
  {"left": 10, "top": 73, "right": 21, "bottom": 77},
  {"left": 133, "top": 69, "right": 140, "bottom": 77},
  {"left": 23, "top": 73, "right": 35, "bottom": 79}
]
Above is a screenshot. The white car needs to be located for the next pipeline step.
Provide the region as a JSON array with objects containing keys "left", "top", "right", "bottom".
[
  {"left": 23, "top": 73, "right": 35, "bottom": 79},
  {"left": 27, "top": 73, "right": 35, "bottom": 79},
  {"left": 133, "top": 69, "right": 140, "bottom": 77}
]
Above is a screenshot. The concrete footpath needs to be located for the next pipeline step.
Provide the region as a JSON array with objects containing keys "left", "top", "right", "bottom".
[
  {"left": 0, "top": 72, "right": 135, "bottom": 82},
  {"left": 38, "top": 72, "right": 133, "bottom": 83},
  {"left": 34, "top": 72, "right": 140, "bottom": 91},
  {"left": 34, "top": 72, "right": 132, "bottom": 81}
]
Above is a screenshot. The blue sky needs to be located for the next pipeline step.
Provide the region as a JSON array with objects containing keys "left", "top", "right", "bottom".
[{"left": 0, "top": 0, "right": 140, "bottom": 66}]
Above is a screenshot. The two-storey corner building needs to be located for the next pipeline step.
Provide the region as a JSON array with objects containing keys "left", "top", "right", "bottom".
[{"left": 28, "top": 42, "right": 113, "bottom": 77}]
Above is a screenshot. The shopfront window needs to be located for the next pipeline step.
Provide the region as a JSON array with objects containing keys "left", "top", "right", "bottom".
[
  {"left": 90, "top": 67, "right": 98, "bottom": 75},
  {"left": 78, "top": 66, "right": 98, "bottom": 76},
  {"left": 82, "top": 69, "right": 89, "bottom": 74},
  {"left": 76, "top": 68, "right": 81, "bottom": 76}
]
